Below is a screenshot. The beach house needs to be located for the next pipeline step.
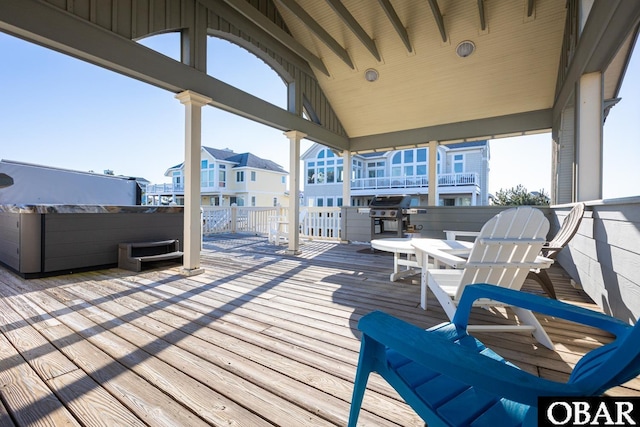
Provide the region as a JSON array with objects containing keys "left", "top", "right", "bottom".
[
  {"left": 302, "top": 141, "right": 489, "bottom": 207},
  {"left": 146, "top": 147, "right": 289, "bottom": 207}
]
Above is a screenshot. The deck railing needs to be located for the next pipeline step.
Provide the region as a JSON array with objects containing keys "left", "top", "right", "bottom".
[
  {"left": 149, "top": 172, "right": 480, "bottom": 196},
  {"left": 201, "top": 206, "right": 342, "bottom": 240},
  {"left": 146, "top": 183, "right": 181, "bottom": 194},
  {"left": 147, "top": 183, "right": 226, "bottom": 194},
  {"left": 350, "top": 172, "right": 479, "bottom": 190}
]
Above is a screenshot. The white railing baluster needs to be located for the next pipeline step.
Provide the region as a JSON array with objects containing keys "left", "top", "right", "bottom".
[{"left": 201, "top": 206, "right": 342, "bottom": 241}]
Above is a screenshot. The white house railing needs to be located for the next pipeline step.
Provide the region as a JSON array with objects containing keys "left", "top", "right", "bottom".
[
  {"left": 151, "top": 172, "right": 479, "bottom": 196},
  {"left": 299, "top": 207, "right": 342, "bottom": 240},
  {"left": 201, "top": 206, "right": 342, "bottom": 241},
  {"left": 146, "top": 183, "right": 181, "bottom": 194},
  {"left": 147, "top": 183, "right": 228, "bottom": 195},
  {"left": 202, "top": 206, "right": 278, "bottom": 235},
  {"left": 438, "top": 172, "right": 479, "bottom": 186},
  {"left": 350, "top": 172, "right": 479, "bottom": 191}
]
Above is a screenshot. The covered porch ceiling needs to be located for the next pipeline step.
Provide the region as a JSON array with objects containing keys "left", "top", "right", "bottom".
[
  {"left": 277, "top": 0, "right": 565, "bottom": 142},
  {"left": 1, "top": 1, "right": 638, "bottom": 155}
]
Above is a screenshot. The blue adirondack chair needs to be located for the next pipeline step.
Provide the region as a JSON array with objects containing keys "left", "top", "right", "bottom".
[{"left": 348, "top": 284, "right": 640, "bottom": 427}]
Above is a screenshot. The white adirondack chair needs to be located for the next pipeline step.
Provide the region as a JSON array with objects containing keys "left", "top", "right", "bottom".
[{"left": 411, "top": 207, "right": 555, "bottom": 349}]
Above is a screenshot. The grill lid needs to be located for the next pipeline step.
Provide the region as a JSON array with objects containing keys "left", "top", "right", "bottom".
[{"left": 368, "top": 195, "right": 412, "bottom": 208}]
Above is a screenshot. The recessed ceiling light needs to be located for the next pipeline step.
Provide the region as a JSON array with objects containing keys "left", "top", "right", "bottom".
[
  {"left": 456, "top": 41, "right": 476, "bottom": 58},
  {"left": 364, "top": 68, "right": 379, "bottom": 82}
]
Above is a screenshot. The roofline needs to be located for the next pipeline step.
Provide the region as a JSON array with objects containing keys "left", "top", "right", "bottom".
[{"left": 0, "top": 159, "right": 139, "bottom": 181}]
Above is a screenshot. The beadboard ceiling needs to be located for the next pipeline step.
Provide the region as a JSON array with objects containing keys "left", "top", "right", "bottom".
[{"left": 274, "top": 0, "right": 566, "bottom": 140}]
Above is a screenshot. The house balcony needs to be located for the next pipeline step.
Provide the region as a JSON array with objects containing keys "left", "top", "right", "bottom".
[
  {"left": 146, "top": 183, "right": 229, "bottom": 195},
  {"left": 349, "top": 172, "right": 479, "bottom": 196}
]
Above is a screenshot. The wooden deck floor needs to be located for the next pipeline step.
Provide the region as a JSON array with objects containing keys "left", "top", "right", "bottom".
[{"left": 0, "top": 234, "right": 638, "bottom": 426}]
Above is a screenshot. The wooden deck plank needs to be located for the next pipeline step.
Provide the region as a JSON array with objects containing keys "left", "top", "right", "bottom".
[
  {"left": 0, "top": 333, "right": 81, "bottom": 426},
  {"left": 0, "top": 234, "right": 638, "bottom": 427},
  {"left": 63, "top": 281, "right": 400, "bottom": 427},
  {"left": 11, "top": 279, "right": 272, "bottom": 427},
  {"left": 72, "top": 273, "right": 418, "bottom": 425},
  {"left": 0, "top": 275, "right": 212, "bottom": 427},
  {"left": 60, "top": 284, "right": 346, "bottom": 427}
]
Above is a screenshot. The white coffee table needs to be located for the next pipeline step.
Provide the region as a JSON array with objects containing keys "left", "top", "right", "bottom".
[{"left": 370, "top": 237, "right": 473, "bottom": 282}]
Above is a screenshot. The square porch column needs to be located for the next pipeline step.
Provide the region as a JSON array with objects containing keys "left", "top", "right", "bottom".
[
  {"left": 284, "top": 130, "right": 306, "bottom": 255},
  {"left": 176, "top": 90, "right": 212, "bottom": 276},
  {"left": 428, "top": 141, "right": 439, "bottom": 206},
  {"left": 342, "top": 150, "right": 352, "bottom": 207},
  {"left": 576, "top": 71, "right": 603, "bottom": 201}
]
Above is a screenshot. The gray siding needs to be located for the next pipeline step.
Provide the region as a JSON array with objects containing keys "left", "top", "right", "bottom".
[
  {"left": 342, "top": 206, "right": 552, "bottom": 243},
  {"left": 462, "top": 150, "right": 489, "bottom": 204},
  {"left": 557, "top": 199, "right": 640, "bottom": 324}
]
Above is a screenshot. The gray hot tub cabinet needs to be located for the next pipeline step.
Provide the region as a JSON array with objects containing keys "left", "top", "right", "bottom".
[{"left": 0, "top": 205, "right": 183, "bottom": 278}]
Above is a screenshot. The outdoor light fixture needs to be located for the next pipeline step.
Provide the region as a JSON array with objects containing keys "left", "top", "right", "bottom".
[
  {"left": 456, "top": 40, "right": 476, "bottom": 58},
  {"left": 364, "top": 68, "right": 379, "bottom": 82}
]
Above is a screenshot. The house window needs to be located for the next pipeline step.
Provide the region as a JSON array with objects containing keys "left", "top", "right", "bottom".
[
  {"left": 391, "top": 148, "right": 428, "bottom": 177},
  {"left": 236, "top": 171, "right": 245, "bottom": 182},
  {"left": 200, "top": 160, "right": 215, "bottom": 187},
  {"left": 367, "top": 161, "right": 385, "bottom": 178},
  {"left": 250, "top": 171, "right": 256, "bottom": 181},
  {"left": 307, "top": 161, "right": 316, "bottom": 184},
  {"left": 172, "top": 171, "right": 181, "bottom": 189},
  {"left": 251, "top": 196, "right": 256, "bottom": 206},
  {"left": 440, "top": 196, "right": 471, "bottom": 206},
  {"left": 307, "top": 148, "right": 342, "bottom": 184},
  {"left": 352, "top": 159, "right": 362, "bottom": 180},
  {"left": 327, "top": 198, "right": 334, "bottom": 207},
  {"left": 316, "top": 198, "right": 324, "bottom": 207},
  {"left": 316, "top": 161, "right": 325, "bottom": 183},
  {"left": 281, "top": 176, "right": 286, "bottom": 184},
  {"left": 326, "top": 163, "right": 335, "bottom": 183},
  {"left": 453, "top": 154, "right": 464, "bottom": 174},
  {"left": 337, "top": 197, "right": 343, "bottom": 207},
  {"left": 218, "top": 164, "right": 226, "bottom": 187}
]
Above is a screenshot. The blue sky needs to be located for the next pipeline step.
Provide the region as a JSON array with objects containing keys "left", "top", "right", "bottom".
[{"left": 1, "top": 31, "right": 638, "bottom": 199}]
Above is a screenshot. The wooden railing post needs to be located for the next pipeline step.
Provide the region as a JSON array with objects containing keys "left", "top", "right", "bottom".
[{"left": 230, "top": 203, "right": 238, "bottom": 233}]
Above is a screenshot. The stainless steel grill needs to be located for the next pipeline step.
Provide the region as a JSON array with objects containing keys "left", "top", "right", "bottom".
[{"left": 368, "top": 195, "right": 425, "bottom": 239}]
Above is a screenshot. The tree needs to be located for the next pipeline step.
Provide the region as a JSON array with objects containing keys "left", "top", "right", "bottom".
[{"left": 491, "top": 185, "right": 550, "bottom": 206}]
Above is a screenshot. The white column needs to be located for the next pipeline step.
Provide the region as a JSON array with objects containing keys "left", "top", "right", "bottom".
[
  {"left": 576, "top": 71, "right": 603, "bottom": 201},
  {"left": 428, "top": 141, "right": 439, "bottom": 206},
  {"left": 284, "top": 130, "right": 306, "bottom": 254},
  {"left": 342, "top": 150, "right": 352, "bottom": 206},
  {"left": 176, "top": 90, "right": 211, "bottom": 276}
]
